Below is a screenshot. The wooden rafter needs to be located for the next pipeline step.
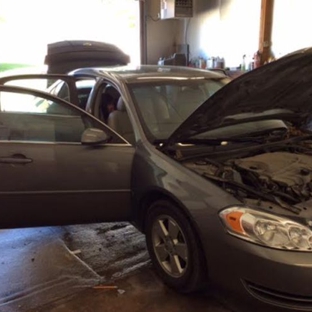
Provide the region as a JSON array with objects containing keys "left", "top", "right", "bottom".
[{"left": 259, "top": 0, "right": 274, "bottom": 65}]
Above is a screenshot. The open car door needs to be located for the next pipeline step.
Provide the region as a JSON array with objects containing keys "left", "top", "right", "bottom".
[
  {"left": 0, "top": 85, "right": 134, "bottom": 229},
  {"left": 0, "top": 74, "right": 99, "bottom": 111},
  {"left": 0, "top": 74, "right": 81, "bottom": 106}
]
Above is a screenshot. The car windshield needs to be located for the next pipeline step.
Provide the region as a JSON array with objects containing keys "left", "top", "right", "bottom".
[{"left": 129, "top": 78, "right": 227, "bottom": 141}]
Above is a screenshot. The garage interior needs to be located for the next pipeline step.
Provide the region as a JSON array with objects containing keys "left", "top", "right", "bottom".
[
  {"left": 2, "top": 0, "right": 312, "bottom": 71},
  {"left": 1, "top": 0, "right": 312, "bottom": 311}
]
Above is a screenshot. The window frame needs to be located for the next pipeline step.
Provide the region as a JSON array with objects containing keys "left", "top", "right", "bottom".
[{"left": 0, "top": 85, "right": 129, "bottom": 145}]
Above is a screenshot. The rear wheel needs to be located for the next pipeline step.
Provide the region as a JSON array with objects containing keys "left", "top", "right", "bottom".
[{"left": 145, "top": 200, "right": 207, "bottom": 293}]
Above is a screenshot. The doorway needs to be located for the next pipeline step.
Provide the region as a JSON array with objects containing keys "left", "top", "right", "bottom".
[{"left": 0, "top": 0, "right": 141, "bottom": 68}]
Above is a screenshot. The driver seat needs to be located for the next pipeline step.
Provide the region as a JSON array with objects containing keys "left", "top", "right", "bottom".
[{"left": 107, "top": 97, "right": 135, "bottom": 144}]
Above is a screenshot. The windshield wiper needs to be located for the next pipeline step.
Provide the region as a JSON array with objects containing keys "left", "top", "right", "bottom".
[
  {"left": 203, "top": 173, "right": 301, "bottom": 214},
  {"left": 158, "top": 136, "right": 279, "bottom": 154},
  {"left": 183, "top": 137, "right": 264, "bottom": 144},
  {"left": 184, "top": 128, "right": 288, "bottom": 145},
  {"left": 157, "top": 128, "right": 289, "bottom": 151}
]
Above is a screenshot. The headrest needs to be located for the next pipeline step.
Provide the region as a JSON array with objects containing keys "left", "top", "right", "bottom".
[{"left": 117, "top": 97, "right": 126, "bottom": 111}]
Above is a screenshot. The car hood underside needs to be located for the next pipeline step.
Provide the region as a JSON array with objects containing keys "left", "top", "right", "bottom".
[{"left": 166, "top": 48, "right": 312, "bottom": 146}]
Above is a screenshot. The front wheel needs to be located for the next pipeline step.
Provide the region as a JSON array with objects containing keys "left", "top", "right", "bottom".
[{"left": 145, "top": 200, "right": 207, "bottom": 293}]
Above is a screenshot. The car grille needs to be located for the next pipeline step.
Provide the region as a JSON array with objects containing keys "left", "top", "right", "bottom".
[{"left": 243, "top": 280, "right": 312, "bottom": 311}]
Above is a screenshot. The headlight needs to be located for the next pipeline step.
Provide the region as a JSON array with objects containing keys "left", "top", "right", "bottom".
[{"left": 219, "top": 207, "right": 312, "bottom": 251}]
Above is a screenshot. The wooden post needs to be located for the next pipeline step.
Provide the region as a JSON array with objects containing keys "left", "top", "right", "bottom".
[{"left": 259, "top": 0, "right": 274, "bottom": 65}]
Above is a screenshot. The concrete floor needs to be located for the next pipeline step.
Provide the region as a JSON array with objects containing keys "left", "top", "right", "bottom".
[
  {"left": 36, "top": 267, "right": 231, "bottom": 312},
  {"left": 0, "top": 223, "right": 231, "bottom": 312}
]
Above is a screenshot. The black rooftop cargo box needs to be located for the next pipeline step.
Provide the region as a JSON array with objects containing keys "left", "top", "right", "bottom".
[{"left": 44, "top": 40, "right": 130, "bottom": 74}]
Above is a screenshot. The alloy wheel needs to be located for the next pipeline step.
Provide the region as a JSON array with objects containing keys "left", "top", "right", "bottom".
[{"left": 151, "top": 214, "right": 189, "bottom": 278}]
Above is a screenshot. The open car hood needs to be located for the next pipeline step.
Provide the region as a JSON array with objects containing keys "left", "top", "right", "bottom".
[
  {"left": 44, "top": 40, "right": 130, "bottom": 74},
  {"left": 165, "top": 47, "right": 312, "bottom": 146}
]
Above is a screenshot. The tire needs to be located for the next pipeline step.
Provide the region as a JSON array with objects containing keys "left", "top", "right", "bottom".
[{"left": 145, "top": 200, "right": 207, "bottom": 293}]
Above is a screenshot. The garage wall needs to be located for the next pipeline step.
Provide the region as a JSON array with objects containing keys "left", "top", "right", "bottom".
[
  {"left": 145, "top": 0, "right": 312, "bottom": 67},
  {"left": 271, "top": 0, "right": 312, "bottom": 57},
  {"left": 183, "top": 0, "right": 261, "bottom": 68},
  {"left": 146, "top": 0, "right": 183, "bottom": 64}
]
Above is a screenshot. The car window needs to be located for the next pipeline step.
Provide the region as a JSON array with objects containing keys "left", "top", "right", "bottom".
[
  {"left": 98, "top": 84, "right": 136, "bottom": 144},
  {"left": 48, "top": 79, "right": 95, "bottom": 108},
  {"left": 48, "top": 80, "right": 70, "bottom": 101},
  {"left": 2, "top": 78, "right": 54, "bottom": 92},
  {"left": 98, "top": 84, "right": 120, "bottom": 122},
  {"left": 0, "top": 89, "right": 125, "bottom": 144},
  {"left": 77, "top": 85, "right": 92, "bottom": 110},
  {"left": 129, "top": 78, "right": 226, "bottom": 141},
  {"left": 2, "top": 77, "right": 96, "bottom": 111}
]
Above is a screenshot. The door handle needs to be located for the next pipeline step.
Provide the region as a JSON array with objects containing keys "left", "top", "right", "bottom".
[{"left": 0, "top": 154, "right": 33, "bottom": 164}]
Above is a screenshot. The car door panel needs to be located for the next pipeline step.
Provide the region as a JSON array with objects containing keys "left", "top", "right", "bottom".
[
  {"left": 0, "top": 85, "right": 134, "bottom": 229},
  {"left": 0, "top": 143, "right": 134, "bottom": 229}
]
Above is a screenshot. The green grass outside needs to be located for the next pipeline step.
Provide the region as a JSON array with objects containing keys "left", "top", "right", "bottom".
[{"left": 0, "top": 63, "right": 33, "bottom": 72}]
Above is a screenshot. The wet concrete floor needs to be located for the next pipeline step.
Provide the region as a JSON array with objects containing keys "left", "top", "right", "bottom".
[{"left": 0, "top": 223, "right": 232, "bottom": 312}]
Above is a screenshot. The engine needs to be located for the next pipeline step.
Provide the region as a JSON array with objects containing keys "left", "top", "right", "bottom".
[{"left": 183, "top": 152, "right": 312, "bottom": 205}]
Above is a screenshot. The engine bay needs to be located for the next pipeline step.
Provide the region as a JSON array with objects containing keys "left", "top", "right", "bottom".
[{"left": 182, "top": 148, "right": 312, "bottom": 214}]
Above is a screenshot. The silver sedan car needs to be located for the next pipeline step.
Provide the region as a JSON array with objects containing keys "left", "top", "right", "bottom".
[{"left": 1, "top": 48, "right": 312, "bottom": 312}]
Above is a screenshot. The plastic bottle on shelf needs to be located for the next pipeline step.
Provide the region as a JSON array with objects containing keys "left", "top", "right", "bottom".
[
  {"left": 206, "top": 58, "right": 213, "bottom": 69},
  {"left": 218, "top": 57, "right": 225, "bottom": 69},
  {"left": 241, "top": 54, "right": 246, "bottom": 71},
  {"left": 199, "top": 58, "right": 206, "bottom": 69},
  {"left": 254, "top": 51, "right": 261, "bottom": 68}
]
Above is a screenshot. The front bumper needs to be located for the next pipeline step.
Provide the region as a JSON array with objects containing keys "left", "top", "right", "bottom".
[{"left": 204, "top": 227, "right": 312, "bottom": 311}]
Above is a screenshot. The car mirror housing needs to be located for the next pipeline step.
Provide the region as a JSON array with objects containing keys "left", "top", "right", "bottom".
[{"left": 81, "top": 128, "right": 109, "bottom": 145}]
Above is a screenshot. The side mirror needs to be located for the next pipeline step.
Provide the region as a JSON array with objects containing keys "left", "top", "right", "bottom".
[{"left": 81, "top": 128, "right": 109, "bottom": 145}]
